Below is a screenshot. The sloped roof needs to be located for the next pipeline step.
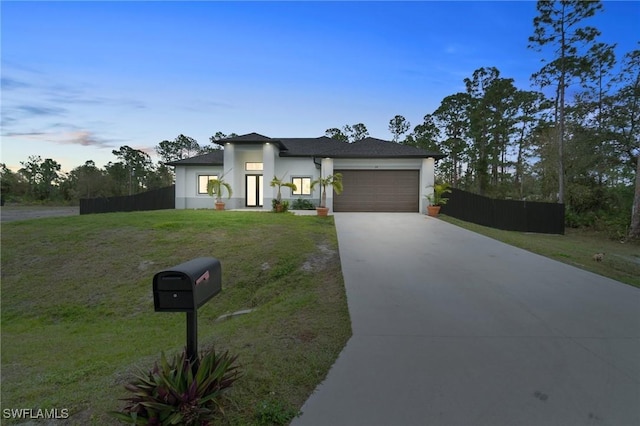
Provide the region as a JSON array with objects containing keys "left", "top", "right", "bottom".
[
  {"left": 277, "top": 137, "right": 347, "bottom": 156},
  {"left": 278, "top": 136, "right": 445, "bottom": 159},
  {"left": 165, "top": 150, "right": 224, "bottom": 166},
  {"left": 168, "top": 133, "right": 445, "bottom": 166},
  {"left": 213, "top": 132, "right": 287, "bottom": 149}
]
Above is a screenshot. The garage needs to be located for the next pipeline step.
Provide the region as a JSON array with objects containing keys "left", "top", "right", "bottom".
[{"left": 333, "top": 169, "right": 420, "bottom": 212}]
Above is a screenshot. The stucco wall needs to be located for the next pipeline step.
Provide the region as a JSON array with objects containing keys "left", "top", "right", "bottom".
[
  {"left": 174, "top": 150, "right": 437, "bottom": 212},
  {"left": 174, "top": 165, "right": 224, "bottom": 209}
]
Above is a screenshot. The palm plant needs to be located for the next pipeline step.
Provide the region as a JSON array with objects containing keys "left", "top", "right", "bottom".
[
  {"left": 310, "top": 173, "right": 343, "bottom": 208},
  {"left": 269, "top": 174, "right": 297, "bottom": 204},
  {"left": 426, "top": 182, "right": 452, "bottom": 206},
  {"left": 207, "top": 176, "right": 232, "bottom": 204}
]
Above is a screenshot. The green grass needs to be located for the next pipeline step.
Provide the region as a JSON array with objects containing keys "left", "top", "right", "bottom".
[
  {"left": 1, "top": 210, "right": 351, "bottom": 425},
  {"left": 440, "top": 215, "right": 640, "bottom": 288}
]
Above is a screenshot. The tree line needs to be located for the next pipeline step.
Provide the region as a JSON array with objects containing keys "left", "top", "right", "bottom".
[
  {"left": 1, "top": 1, "right": 637, "bottom": 239},
  {"left": 0, "top": 133, "right": 233, "bottom": 204},
  {"left": 324, "top": 2, "right": 639, "bottom": 240}
]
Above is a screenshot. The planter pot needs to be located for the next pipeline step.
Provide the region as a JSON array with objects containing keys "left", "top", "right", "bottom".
[
  {"left": 427, "top": 205, "right": 441, "bottom": 217},
  {"left": 215, "top": 201, "right": 226, "bottom": 211},
  {"left": 275, "top": 204, "right": 284, "bottom": 213},
  {"left": 316, "top": 207, "right": 329, "bottom": 217}
]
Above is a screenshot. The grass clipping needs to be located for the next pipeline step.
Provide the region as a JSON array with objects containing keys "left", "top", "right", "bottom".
[{"left": 0, "top": 210, "right": 351, "bottom": 425}]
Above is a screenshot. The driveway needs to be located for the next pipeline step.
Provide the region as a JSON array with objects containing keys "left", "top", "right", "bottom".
[
  {"left": 293, "top": 213, "right": 640, "bottom": 426},
  {"left": 0, "top": 206, "right": 79, "bottom": 222}
]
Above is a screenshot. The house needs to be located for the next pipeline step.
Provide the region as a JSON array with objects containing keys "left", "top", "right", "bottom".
[{"left": 167, "top": 132, "right": 445, "bottom": 212}]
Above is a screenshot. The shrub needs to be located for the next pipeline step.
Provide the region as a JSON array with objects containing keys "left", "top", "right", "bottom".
[
  {"left": 272, "top": 199, "right": 290, "bottom": 213},
  {"left": 291, "top": 198, "right": 315, "bottom": 210},
  {"left": 111, "top": 348, "right": 241, "bottom": 425}
]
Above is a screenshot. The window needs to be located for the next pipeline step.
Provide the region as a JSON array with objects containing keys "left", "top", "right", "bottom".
[
  {"left": 292, "top": 177, "right": 312, "bottom": 195},
  {"left": 245, "top": 162, "right": 263, "bottom": 171},
  {"left": 197, "top": 175, "right": 218, "bottom": 194}
]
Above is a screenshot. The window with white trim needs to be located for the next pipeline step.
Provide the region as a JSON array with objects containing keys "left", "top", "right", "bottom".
[
  {"left": 292, "top": 177, "right": 312, "bottom": 195},
  {"left": 197, "top": 175, "right": 219, "bottom": 194},
  {"left": 245, "top": 162, "right": 263, "bottom": 171}
]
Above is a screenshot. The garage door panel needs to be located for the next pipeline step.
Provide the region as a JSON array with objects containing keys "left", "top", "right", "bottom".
[{"left": 334, "top": 170, "right": 419, "bottom": 212}]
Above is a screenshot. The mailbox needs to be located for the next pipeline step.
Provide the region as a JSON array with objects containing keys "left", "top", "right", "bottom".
[{"left": 153, "top": 257, "right": 221, "bottom": 312}]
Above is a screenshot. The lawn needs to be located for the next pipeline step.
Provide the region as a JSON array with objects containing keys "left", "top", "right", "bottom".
[
  {"left": 0, "top": 210, "right": 351, "bottom": 425},
  {"left": 440, "top": 215, "right": 640, "bottom": 288}
]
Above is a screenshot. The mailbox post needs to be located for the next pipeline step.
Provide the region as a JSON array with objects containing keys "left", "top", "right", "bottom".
[{"left": 153, "top": 257, "right": 222, "bottom": 364}]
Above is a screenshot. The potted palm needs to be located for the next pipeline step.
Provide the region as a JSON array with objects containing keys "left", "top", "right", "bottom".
[
  {"left": 270, "top": 174, "right": 297, "bottom": 213},
  {"left": 425, "top": 183, "right": 451, "bottom": 217},
  {"left": 207, "top": 174, "right": 233, "bottom": 210},
  {"left": 310, "top": 173, "right": 343, "bottom": 217}
]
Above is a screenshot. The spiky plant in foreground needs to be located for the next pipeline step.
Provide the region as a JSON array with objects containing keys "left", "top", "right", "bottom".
[{"left": 111, "top": 348, "right": 241, "bottom": 425}]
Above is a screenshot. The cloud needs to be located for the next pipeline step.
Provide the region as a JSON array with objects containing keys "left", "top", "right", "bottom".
[
  {"left": 1, "top": 77, "right": 31, "bottom": 90},
  {"left": 5, "top": 130, "right": 116, "bottom": 149},
  {"left": 17, "top": 105, "right": 68, "bottom": 116},
  {"left": 60, "top": 131, "right": 116, "bottom": 148}
]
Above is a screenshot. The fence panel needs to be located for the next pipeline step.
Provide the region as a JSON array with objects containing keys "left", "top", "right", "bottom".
[
  {"left": 80, "top": 185, "right": 175, "bottom": 215},
  {"left": 440, "top": 188, "right": 564, "bottom": 234}
]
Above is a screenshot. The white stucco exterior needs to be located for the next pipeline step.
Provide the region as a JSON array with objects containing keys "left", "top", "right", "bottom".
[{"left": 172, "top": 139, "right": 440, "bottom": 212}]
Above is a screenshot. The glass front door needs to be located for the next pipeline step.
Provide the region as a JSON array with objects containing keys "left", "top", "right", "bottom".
[{"left": 245, "top": 175, "right": 263, "bottom": 207}]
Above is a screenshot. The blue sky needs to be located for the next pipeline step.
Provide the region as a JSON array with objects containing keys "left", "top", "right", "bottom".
[{"left": 2, "top": 1, "right": 639, "bottom": 172}]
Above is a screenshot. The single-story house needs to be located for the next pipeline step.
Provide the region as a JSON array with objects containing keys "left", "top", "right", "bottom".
[{"left": 167, "top": 132, "right": 445, "bottom": 212}]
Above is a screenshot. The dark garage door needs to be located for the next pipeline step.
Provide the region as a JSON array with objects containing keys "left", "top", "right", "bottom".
[{"left": 333, "top": 170, "right": 420, "bottom": 212}]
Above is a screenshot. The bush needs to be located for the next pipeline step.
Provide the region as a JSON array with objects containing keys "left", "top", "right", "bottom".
[
  {"left": 272, "top": 199, "right": 290, "bottom": 213},
  {"left": 111, "top": 348, "right": 241, "bottom": 425},
  {"left": 291, "top": 198, "right": 315, "bottom": 210}
]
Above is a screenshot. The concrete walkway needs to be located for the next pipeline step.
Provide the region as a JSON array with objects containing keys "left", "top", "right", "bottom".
[{"left": 292, "top": 213, "right": 640, "bottom": 426}]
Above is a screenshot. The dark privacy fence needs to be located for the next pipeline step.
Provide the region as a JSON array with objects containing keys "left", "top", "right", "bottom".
[
  {"left": 80, "top": 185, "right": 175, "bottom": 215},
  {"left": 440, "top": 188, "right": 565, "bottom": 234}
]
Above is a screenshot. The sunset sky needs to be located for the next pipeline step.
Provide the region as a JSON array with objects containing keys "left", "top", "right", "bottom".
[{"left": 2, "top": 1, "right": 638, "bottom": 172}]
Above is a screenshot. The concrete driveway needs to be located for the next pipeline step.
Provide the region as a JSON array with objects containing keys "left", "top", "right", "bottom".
[
  {"left": 293, "top": 213, "right": 640, "bottom": 426},
  {"left": 0, "top": 206, "right": 79, "bottom": 222}
]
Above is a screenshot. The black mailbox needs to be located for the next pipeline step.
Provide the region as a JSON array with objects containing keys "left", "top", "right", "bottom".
[{"left": 153, "top": 257, "right": 221, "bottom": 312}]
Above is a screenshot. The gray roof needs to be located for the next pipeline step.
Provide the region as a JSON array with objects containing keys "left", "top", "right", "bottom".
[
  {"left": 168, "top": 133, "right": 445, "bottom": 166},
  {"left": 165, "top": 150, "right": 224, "bottom": 166},
  {"left": 214, "top": 132, "right": 287, "bottom": 149},
  {"left": 279, "top": 136, "right": 445, "bottom": 159}
]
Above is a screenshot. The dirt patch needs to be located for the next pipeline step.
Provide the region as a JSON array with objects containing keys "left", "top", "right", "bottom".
[{"left": 301, "top": 244, "right": 338, "bottom": 272}]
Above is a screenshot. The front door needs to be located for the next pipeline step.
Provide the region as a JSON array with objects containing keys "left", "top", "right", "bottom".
[{"left": 245, "top": 175, "right": 264, "bottom": 207}]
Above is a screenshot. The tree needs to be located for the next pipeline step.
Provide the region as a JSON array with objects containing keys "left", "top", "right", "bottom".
[
  {"left": 270, "top": 174, "right": 297, "bottom": 204},
  {"left": 528, "top": 0, "right": 604, "bottom": 203},
  {"left": 111, "top": 146, "right": 153, "bottom": 195},
  {"left": 19, "top": 155, "right": 42, "bottom": 198},
  {"left": 66, "top": 160, "right": 109, "bottom": 199},
  {"left": 325, "top": 128, "right": 349, "bottom": 142},
  {"left": 350, "top": 123, "right": 369, "bottom": 141},
  {"left": 511, "top": 90, "right": 550, "bottom": 197},
  {"left": 464, "top": 66, "right": 501, "bottom": 195},
  {"left": 0, "top": 163, "right": 27, "bottom": 202},
  {"left": 156, "top": 134, "right": 202, "bottom": 163},
  {"left": 405, "top": 114, "right": 440, "bottom": 151},
  {"left": 608, "top": 48, "right": 640, "bottom": 239},
  {"left": 310, "top": 173, "right": 343, "bottom": 208},
  {"left": 147, "top": 163, "right": 175, "bottom": 189},
  {"left": 207, "top": 132, "right": 238, "bottom": 151},
  {"left": 18, "top": 155, "right": 62, "bottom": 200},
  {"left": 389, "top": 115, "right": 410, "bottom": 142},
  {"left": 326, "top": 124, "right": 369, "bottom": 142},
  {"left": 433, "top": 93, "right": 471, "bottom": 188},
  {"left": 39, "top": 158, "right": 62, "bottom": 199},
  {"left": 210, "top": 131, "right": 239, "bottom": 142}
]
